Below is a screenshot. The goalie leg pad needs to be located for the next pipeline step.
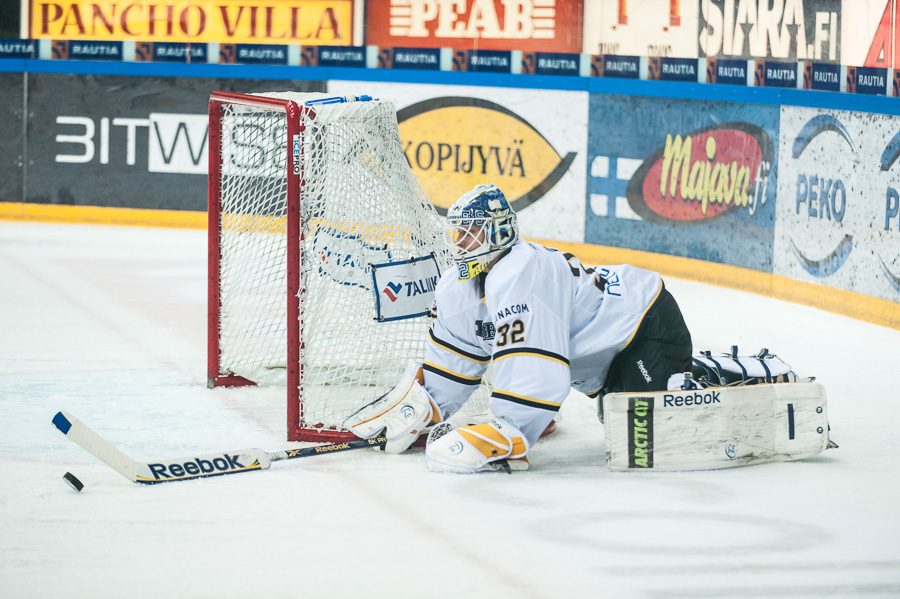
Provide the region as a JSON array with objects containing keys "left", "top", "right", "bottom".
[
  {"left": 343, "top": 362, "right": 441, "bottom": 454},
  {"left": 425, "top": 419, "right": 529, "bottom": 473},
  {"left": 603, "top": 382, "right": 830, "bottom": 471}
]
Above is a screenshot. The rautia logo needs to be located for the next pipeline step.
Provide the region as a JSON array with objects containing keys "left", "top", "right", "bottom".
[{"left": 626, "top": 123, "right": 774, "bottom": 225}]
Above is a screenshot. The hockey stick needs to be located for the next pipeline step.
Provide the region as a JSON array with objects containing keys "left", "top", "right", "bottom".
[{"left": 51, "top": 411, "right": 385, "bottom": 485}]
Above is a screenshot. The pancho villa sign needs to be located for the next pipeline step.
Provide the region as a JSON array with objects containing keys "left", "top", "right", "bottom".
[{"left": 30, "top": 0, "right": 352, "bottom": 44}]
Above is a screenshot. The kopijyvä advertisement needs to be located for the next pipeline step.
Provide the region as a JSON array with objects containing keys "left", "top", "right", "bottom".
[
  {"left": 775, "top": 105, "right": 900, "bottom": 302},
  {"left": 586, "top": 94, "right": 779, "bottom": 272},
  {"left": 328, "top": 80, "right": 588, "bottom": 244}
]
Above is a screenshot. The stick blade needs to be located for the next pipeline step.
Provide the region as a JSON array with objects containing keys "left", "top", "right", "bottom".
[{"left": 52, "top": 411, "right": 139, "bottom": 482}]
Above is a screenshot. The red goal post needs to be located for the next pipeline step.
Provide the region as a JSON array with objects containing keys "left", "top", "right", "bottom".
[
  {"left": 207, "top": 91, "right": 462, "bottom": 442},
  {"left": 208, "top": 91, "right": 305, "bottom": 437}
]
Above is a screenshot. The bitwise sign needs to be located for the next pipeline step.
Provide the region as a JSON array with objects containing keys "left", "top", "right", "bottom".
[{"left": 23, "top": 73, "right": 327, "bottom": 210}]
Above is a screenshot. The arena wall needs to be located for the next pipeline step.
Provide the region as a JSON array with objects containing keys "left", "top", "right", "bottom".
[{"left": 0, "top": 59, "right": 897, "bottom": 328}]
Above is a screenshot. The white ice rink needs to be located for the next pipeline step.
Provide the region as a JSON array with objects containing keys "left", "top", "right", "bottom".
[{"left": 1, "top": 221, "right": 898, "bottom": 599}]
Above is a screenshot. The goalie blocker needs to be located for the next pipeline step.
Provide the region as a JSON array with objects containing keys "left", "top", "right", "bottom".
[{"left": 603, "top": 383, "right": 830, "bottom": 471}]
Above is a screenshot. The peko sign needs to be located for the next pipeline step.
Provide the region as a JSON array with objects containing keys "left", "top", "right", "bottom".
[
  {"left": 365, "top": 0, "right": 583, "bottom": 53},
  {"left": 774, "top": 106, "right": 900, "bottom": 303},
  {"left": 30, "top": 0, "right": 353, "bottom": 44}
]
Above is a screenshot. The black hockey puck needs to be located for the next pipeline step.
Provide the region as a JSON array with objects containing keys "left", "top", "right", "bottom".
[{"left": 63, "top": 472, "right": 84, "bottom": 493}]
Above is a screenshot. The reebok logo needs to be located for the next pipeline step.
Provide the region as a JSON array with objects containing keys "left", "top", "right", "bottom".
[
  {"left": 313, "top": 442, "right": 350, "bottom": 453},
  {"left": 637, "top": 360, "right": 652, "bottom": 383},
  {"left": 147, "top": 454, "right": 247, "bottom": 480},
  {"left": 663, "top": 391, "right": 721, "bottom": 407}
]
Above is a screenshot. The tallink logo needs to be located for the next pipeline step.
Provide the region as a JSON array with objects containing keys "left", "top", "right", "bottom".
[
  {"left": 382, "top": 276, "right": 438, "bottom": 302},
  {"left": 383, "top": 282, "right": 403, "bottom": 302}
]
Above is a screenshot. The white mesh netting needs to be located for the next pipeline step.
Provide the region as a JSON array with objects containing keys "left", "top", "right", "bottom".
[{"left": 213, "top": 93, "right": 489, "bottom": 435}]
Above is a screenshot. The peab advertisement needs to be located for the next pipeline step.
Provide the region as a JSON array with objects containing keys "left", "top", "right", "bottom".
[
  {"left": 365, "top": 0, "right": 584, "bottom": 53},
  {"left": 586, "top": 95, "right": 779, "bottom": 271}
]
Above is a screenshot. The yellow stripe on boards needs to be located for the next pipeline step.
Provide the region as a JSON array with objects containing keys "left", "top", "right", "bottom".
[
  {"left": 0, "top": 204, "right": 893, "bottom": 330},
  {"left": 0, "top": 203, "right": 207, "bottom": 229}
]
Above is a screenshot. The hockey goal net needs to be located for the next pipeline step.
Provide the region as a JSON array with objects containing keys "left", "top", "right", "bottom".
[{"left": 208, "top": 91, "right": 470, "bottom": 442}]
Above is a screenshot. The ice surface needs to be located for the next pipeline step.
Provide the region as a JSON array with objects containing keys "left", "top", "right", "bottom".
[{"left": 1, "top": 221, "right": 898, "bottom": 598}]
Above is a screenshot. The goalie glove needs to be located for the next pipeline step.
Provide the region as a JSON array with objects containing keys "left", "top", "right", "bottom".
[
  {"left": 342, "top": 362, "right": 441, "bottom": 454},
  {"left": 425, "top": 419, "right": 529, "bottom": 473}
]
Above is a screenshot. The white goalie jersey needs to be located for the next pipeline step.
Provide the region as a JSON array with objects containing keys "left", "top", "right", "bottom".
[{"left": 422, "top": 240, "right": 663, "bottom": 446}]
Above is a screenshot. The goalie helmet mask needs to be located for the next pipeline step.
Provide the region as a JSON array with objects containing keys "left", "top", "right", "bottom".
[{"left": 446, "top": 184, "right": 519, "bottom": 281}]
